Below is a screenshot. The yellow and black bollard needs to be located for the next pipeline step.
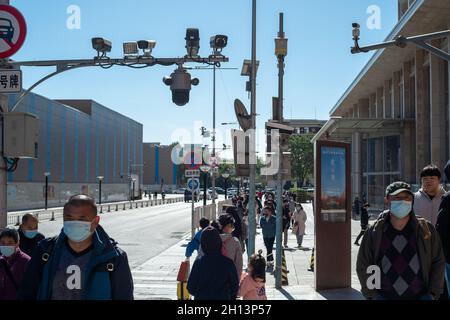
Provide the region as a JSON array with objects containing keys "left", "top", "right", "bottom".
[
  {"left": 281, "top": 248, "right": 289, "bottom": 286},
  {"left": 308, "top": 248, "right": 315, "bottom": 272},
  {"left": 177, "top": 260, "right": 191, "bottom": 300}
]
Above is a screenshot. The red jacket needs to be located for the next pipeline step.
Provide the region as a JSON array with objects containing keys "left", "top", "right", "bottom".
[{"left": 0, "top": 249, "right": 30, "bottom": 300}]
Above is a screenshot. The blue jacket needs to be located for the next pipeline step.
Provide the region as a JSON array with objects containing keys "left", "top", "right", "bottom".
[
  {"left": 18, "top": 225, "right": 134, "bottom": 300},
  {"left": 185, "top": 229, "right": 202, "bottom": 258},
  {"left": 259, "top": 215, "right": 276, "bottom": 239}
]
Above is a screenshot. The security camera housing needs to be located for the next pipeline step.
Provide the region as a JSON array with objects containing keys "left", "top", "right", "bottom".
[
  {"left": 210, "top": 35, "right": 228, "bottom": 50},
  {"left": 138, "top": 40, "right": 156, "bottom": 50},
  {"left": 92, "top": 38, "right": 112, "bottom": 53},
  {"left": 185, "top": 28, "right": 200, "bottom": 57},
  {"left": 164, "top": 68, "right": 196, "bottom": 106}
]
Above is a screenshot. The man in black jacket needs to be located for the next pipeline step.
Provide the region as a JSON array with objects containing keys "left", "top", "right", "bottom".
[
  {"left": 437, "top": 160, "right": 450, "bottom": 299},
  {"left": 18, "top": 214, "right": 45, "bottom": 257}
]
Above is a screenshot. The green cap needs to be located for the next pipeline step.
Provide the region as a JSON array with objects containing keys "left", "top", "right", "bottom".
[{"left": 385, "top": 181, "right": 413, "bottom": 197}]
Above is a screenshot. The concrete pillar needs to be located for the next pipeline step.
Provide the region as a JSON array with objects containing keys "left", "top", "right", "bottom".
[
  {"left": 401, "top": 122, "right": 416, "bottom": 184},
  {"left": 430, "top": 40, "right": 447, "bottom": 171},
  {"left": 351, "top": 132, "right": 361, "bottom": 206},
  {"left": 369, "top": 94, "right": 376, "bottom": 118},
  {"left": 403, "top": 61, "right": 413, "bottom": 118},
  {"left": 384, "top": 80, "right": 392, "bottom": 118},
  {"left": 415, "top": 49, "right": 431, "bottom": 181},
  {"left": 393, "top": 71, "right": 401, "bottom": 118},
  {"left": 353, "top": 104, "right": 358, "bottom": 118},
  {"left": 376, "top": 87, "right": 384, "bottom": 119},
  {"left": 358, "top": 99, "right": 369, "bottom": 118}
]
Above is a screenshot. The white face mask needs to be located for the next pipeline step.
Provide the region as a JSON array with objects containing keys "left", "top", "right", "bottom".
[
  {"left": 63, "top": 220, "right": 94, "bottom": 242},
  {"left": 390, "top": 200, "right": 412, "bottom": 219},
  {"left": 0, "top": 246, "right": 16, "bottom": 257}
]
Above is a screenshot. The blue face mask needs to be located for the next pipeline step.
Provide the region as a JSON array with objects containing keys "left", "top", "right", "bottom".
[
  {"left": 63, "top": 220, "right": 94, "bottom": 242},
  {"left": 390, "top": 201, "right": 412, "bottom": 219},
  {"left": 0, "top": 246, "right": 16, "bottom": 257},
  {"left": 24, "top": 230, "right": 39, "bottom": 239}
]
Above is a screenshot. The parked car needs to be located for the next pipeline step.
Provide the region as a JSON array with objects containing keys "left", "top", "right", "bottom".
[
  {"left": 199, "top": 191, "right": 211, "bottom": 200},
  {"left": 184, "top": 189, "right": 199, "bottom": 202},
  {"left": 173, "top": 188, "right": 186, "bottom": 194}
]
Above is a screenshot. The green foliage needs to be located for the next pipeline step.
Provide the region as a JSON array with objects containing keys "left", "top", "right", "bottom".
[{"left": 289, "top": 134, "right": 314, "bottom": 187}]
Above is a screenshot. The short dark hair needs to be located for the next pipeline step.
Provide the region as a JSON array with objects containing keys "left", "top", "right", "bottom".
[
  {"left": 420, "top": 165, "right": 441, "bottom": 179},
  {"left": 210, "top": 220, "right": 221, "bottom": 231},
  {"left": 265, "top": 206, "right": 274, "bottom": 213},
  {"left": 21, "top": 213, "right": 38, "bottom": 225},
  {"left": 199, "top": 218, "right": 210, "bottom": 229},
  {"left": 0, "top": 228, "right": 19, "bottom": 243},
  {"left": 63, "top": 194, "right": 98, "bottom": 215},
  {"left": 218, "top": 214, "right": 235, "bottom": 230}
]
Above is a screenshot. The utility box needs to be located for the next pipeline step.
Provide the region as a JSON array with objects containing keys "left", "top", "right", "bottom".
[{"left": 3, "top": 112, "right": 39, "bottom": 159}]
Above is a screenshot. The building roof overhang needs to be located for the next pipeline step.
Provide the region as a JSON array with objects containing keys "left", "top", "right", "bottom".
[{"left": 330, "top": 0, "right": 450, "bottom": 117}]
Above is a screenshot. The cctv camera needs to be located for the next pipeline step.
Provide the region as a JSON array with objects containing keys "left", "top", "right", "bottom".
[
  {"left": 210, "top": 35, "right": 228, "bottom": 50},
  {"left": 92, "top": 37, "right": 112, "bottom": 53},
  {"left": 352, "top": 23, "right": 360, "bottom": 28},
  {"left": 185, "top": 28, "right": 200, "bottom": 57},
  {"left": 163, "top": 68, "right": 198, "bottom": 106},
  {"left": 138, "top": 40, "right": 156, "bottom": 51}
]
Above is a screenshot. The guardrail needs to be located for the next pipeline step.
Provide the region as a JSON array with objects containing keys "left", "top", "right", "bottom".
[{"left": 6, "top": 197, "right": 185, "bottom": 226}]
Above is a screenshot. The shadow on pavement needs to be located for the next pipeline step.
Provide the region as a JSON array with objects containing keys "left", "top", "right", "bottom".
[
  {"left": 318, "top": 287, "right": 364, "bottom": 300},
  {"left": 276, "top": 288, "right": 296, "bottom": 301}
]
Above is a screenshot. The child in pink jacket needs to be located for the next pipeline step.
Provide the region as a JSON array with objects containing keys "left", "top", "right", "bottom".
[{"left": 239, "top": 250, "right": 267, "bottom": 300}]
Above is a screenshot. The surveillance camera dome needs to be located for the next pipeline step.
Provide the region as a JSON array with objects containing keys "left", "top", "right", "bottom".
[{"left": 191, "top": 78, "right": 200, "bottom": 86}]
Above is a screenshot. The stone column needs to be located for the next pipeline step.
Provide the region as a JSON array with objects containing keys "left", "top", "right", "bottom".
[
  {"left": 358, "top": 99, "right": 369, "bottom": 118},
  {"left": 352, "top": 131, "right": 361, "bottom": 201},
  {"left": 403, "top": 61, "right": 413, "bottom": 118},
  {"left": 384, "top": 80, "right": 392, "bottom": 118},
  {"left": 376, "top": 87, "right": 384, "bottom": 119},
  {"left": 415, "top": 49, "right": 430, "bottom": 181},
  {"left": 393, "top": 71, "right": 401, "bottom": 118},
  {"left": 430, "top": 40, "right": 447, "bottom": 171},
  {"left": 369, "top": 94, "right": 376, "bottom": 118}
]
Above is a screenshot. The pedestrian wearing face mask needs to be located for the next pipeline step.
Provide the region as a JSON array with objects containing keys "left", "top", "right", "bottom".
[
  {"left": 357, "top": 182, "right": 445, "bottom": 300},
  {"left": 18, "top": 195, "right": 134, "bottom": 300},
  {"left": 0, "top": 228, "right": 31, "bottom": 300},
  {"left": 18, "top": 214, "right": 45, "bottom": 257}
]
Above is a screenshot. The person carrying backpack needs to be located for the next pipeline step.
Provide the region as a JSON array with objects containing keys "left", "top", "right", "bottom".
[
  {"left": 357, "top": 182, "right": 445, "bottom": 300},
  {"left": 18, "top": 195, "right": 134, "bottom": 300}
]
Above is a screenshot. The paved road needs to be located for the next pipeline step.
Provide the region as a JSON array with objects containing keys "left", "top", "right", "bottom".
[{"left": 33, "top": 197, "right": 224, "bottom": 269}]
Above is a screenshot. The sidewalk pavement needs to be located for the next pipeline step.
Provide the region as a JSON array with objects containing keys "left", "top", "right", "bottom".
[{"left": 132, "top": 203, "right": 366, "bottom": 300}]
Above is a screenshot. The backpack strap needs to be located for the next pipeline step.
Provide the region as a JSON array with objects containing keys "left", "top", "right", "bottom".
[{"left": 0, "top": 259, "right": 18, "bottom": 290}]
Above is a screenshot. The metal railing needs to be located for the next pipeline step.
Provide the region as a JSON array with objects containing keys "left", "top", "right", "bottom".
[{"left": 6, "top": 197, "right": 185, "bottom": 226}]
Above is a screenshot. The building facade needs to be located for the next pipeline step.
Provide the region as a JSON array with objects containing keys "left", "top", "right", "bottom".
[
  {"left": 313, "top": 0, "right": 450, "bottom": 210},
  {"left": 7, "top": 95, "right": 143, "bottom": 210},
  {"left": 143, "top": 143, "right": 179, "bottom": 192}
]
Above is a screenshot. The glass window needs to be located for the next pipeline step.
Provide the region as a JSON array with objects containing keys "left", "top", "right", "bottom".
[{"left": 384, "top": 136, "right": 400, "bottom": 172}]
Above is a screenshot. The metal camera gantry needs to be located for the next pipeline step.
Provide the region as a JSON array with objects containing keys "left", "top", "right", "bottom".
[
  {"left": 351, "top": 22, "right": 450, "bottom": 62},
  {"left": 0, "top": 30, "right": 229, "bottom": 111}
]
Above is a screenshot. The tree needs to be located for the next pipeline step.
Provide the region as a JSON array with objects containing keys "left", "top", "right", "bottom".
[{"left": 289, "top": 134, "right": 314, "bottom": 187}]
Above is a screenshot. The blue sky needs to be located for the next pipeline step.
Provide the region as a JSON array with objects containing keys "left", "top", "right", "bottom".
[{"left": 10, "top": 0, "right": 397, "bottom": 156}]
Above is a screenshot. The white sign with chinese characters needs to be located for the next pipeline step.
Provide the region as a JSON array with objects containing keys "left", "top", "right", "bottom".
[{"left": 0, "top": 70, "right": 22, "bottom": 93}]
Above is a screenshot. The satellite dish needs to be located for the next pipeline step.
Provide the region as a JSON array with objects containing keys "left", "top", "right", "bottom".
[{"left": 234, "top": 99, "right": 252, "bottom": 132}]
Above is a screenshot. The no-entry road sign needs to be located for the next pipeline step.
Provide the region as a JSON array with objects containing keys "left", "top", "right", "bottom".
[{"left": 0, "top": 5, "right": 27, "bottom": 59}]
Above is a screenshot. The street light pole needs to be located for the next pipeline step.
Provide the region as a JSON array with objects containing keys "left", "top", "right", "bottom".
[
  {"left": 247, "top": 0, "right": 258, "bottom": 259},
  {"left": 211, "top": 63, "right": 217, "bottom": 205},
  {"left": 44, "top": 172, "right": 50, "bottom": 210},
  {"left": 275, "top": 12, "right": 287, "bottom": 289}
]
